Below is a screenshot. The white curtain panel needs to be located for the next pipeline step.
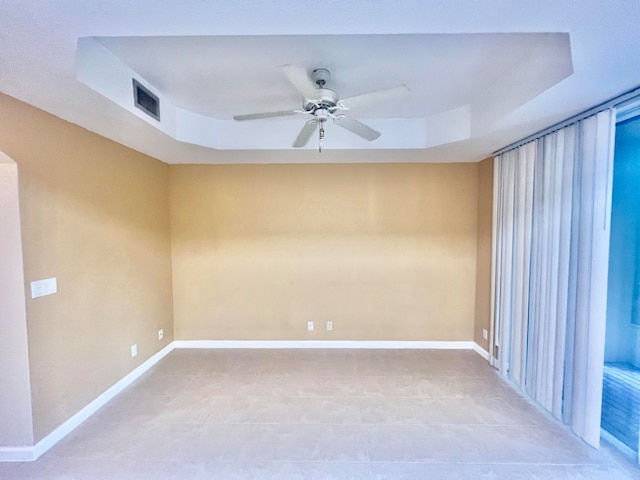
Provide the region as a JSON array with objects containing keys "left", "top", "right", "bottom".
[{"left": 493, "top": 109, "right": 616, "bottom": 447}]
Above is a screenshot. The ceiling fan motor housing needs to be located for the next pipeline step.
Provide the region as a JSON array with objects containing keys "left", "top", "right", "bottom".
[{"left": 303, "top": 88, "right": 338, "bottom": 112}]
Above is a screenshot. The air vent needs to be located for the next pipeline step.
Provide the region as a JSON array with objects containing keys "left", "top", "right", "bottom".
[{"left": 132, "top": 79, "right": 160, "bottom": 121}]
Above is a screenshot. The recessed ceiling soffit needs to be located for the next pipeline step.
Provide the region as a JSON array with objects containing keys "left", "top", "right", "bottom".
[{"left": 76, "top": 33, "right": 572, "bottom": 151}]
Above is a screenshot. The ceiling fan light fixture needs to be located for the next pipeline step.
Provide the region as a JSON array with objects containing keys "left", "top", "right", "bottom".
[{"left": 315, "top": 108, "right": 330, "bottom": 122}]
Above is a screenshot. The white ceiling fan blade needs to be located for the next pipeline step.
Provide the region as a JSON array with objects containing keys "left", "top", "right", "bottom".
[
  {"left": 283, "top": 65, "right": 318, "bottom": 99},
  {"left": 293, "top": 120, "right": 318, "bottom": 148},
  {"left": 333, "top": 116, "right": 380, "bottom": 141},
  {"left": 339, "top": 85, "right": 410, "bottom": 110},
  {"left": 233, "top": 110, "right": 299, "bottom": 121}
]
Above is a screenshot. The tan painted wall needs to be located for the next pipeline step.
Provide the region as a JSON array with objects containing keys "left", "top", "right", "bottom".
[
  {"left": 473, "top": 158, "right": 494, "bottom": 352},
  {"left": 170, "top": 163, "right": 479, "bottom": 341},
  {"left": 0, "top": 90, "right": 492, "bottom": 443},
  {"left": 0, "top": 93, "right": 174, "bottom": 442},
  {"left": 0, "top": 158, "right": 34, "bottom": 447}
]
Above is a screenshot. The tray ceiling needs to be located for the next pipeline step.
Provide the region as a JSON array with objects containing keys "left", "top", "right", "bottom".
[{"left": 1, "top": 0, "right": 639, "bottom": 163}]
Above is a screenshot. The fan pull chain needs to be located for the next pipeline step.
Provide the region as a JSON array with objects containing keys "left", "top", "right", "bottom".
[{"left": 319, "top": 124, "right": 325, "bottom": 153}]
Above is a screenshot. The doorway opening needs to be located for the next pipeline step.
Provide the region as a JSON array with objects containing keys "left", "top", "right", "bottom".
[{"left": 0, "top": 152, "right": 34, "bottom": 448}]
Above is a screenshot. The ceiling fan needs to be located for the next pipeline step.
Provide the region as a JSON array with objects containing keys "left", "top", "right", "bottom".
[{"left": 233, "top": 65, "right": 410, "bottom": 151}]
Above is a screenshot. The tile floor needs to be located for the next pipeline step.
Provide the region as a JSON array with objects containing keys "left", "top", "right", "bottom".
[{"left": 1, "top": 349, "right": 639, "bottom": 479}]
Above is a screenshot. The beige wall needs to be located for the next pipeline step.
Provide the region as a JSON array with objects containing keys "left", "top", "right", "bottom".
[
  {"left": 170, "top": 163, "right": 480, "bottom": 341},
  {"left": 0, "top": 158, "right": 34, "bottom": 447},
  {"left": 473, "top": 158, "right": 494, "bottom": 352},
  {"left": 0, "top": 93, "right": 174, "bottom": 442},
  {"left": 0, "top": 90, "right": 495, "bottom": 445}
]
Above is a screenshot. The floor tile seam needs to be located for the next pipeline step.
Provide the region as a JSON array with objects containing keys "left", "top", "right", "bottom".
[
  {"left": 123, "top": 395, "right": 515, "bottom": 400},
  {"left": 123, "top": 393, "right": 191, "bottom": 398},
  {"left": 351, "top": 395, "right": 526, "bottom": 399},
  {"left": 365, "top": 460, "right": 598, "bottom": 465},
  {"left": 65, "top": 420, "right": 553, "bottom": 428},
  {"left": 218, "top": 424, "right": 239, "bottom": 462},
  {"left": 230, "top": 376, "right": 485, "bottom": 379},
  {"left": 208, "top": 417, "right": 541, "bottom": 425},
  {"left": 359, "top": 411, "right": 372, "bottom": 465},
  {"left": 367, "top": 461, "right": 375, "bottom": 480},
  {"left": 20, "top": 456, "right": 380, "bottom": 466},
  {"left": 237, "top": 396, "right": 495, "bottom": 400},
  {"left": 216, "top": 453, "right": 373, "bottom": 464},
  {"left": 181, "top": 421, "right": 543, "bottom": 427},
  {"left": 236, "top": 396, "right": 497, "bottom": 401},
  {"left": 202, "top": 421, "right": 369, "bottom": 426},
  {"left": 148, "top": 373, "right": 498, "bottom": 378},
  {"left": 237, "top": 394, "right": 513, "bottom": 398},
  {"left": 186, "top": 460, "right": 375, "bottom": 464},
  {"left": 60, "top": 459, "right": 375, "bottom": 464},
  {"left": 365, "top": 460, "right": 617, "bottom": 468}
]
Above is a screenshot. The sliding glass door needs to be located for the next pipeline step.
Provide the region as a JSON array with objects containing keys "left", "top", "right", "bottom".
[{"left": 602, "top": 111, "right": 640, "bottom": 461}]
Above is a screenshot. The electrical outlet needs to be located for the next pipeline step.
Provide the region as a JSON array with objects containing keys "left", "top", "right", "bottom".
[
  {"left": 307, "top": 321, "right": 314, "bottom": 331},
  {"left": 158, "top": 329, "right": 164, "bottom": 340},
  {"left": 327, "top": 321, "right": 333, "bottom": 331},
  {"left": 483, "top": 329, "right": 488, "bottom": 340},
  {"left": 131, "top": 344, "right": 138, "bottom": 358}
]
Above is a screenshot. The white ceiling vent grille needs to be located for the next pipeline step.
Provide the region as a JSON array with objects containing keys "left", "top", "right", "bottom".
[{"left": 133, "top": 79, "right": 160, "bottom": 121}]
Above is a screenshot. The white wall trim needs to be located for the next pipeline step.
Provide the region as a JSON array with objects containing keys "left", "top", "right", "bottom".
[
  {"left": 172, "top": 340, "right": 477, "bottom": 350},
  {"left": 0, "top": 447, "right": 34, "bottom": 462},
  {"left": 1, "top": 338, "right": 492, "bottom": 462},
  {"left": 0, "top": 343, "right": 174, "bottom": 462},
  {"left": 601, "top": 428, "right": 638, "bottom": 464},
  {"left": 472, "top": 342, "right": 491, "bottom": 361}
]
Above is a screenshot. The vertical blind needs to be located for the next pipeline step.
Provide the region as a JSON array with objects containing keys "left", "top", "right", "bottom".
[{"left": 493, "top": 109, "right": 616, "bottom": 447}]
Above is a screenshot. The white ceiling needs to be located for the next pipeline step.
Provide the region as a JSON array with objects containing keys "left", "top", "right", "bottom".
[
  {"left": 95, "top": 34, "right": 565, "bottom": 119},
  {"left": 77, "top": 33, "right": 570, "bottom": 151},
  {"left": 1, "top": 1, "right": 639, "bottom": 163}
]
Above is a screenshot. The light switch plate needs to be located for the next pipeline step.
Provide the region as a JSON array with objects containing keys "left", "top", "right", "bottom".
[
  {"left": 483, "top": 329, "right": 488, "bottom": 340},
  {"left": 327, "top": 321, "right": 333, "bottom": 331},
  {"left": 31, "top": 278, "right": 57, "bottom": 299},
  {"left": 131, "top": 344, "right": 138, "bottom": 358},
  {"left": 158, "top": 329, "right": 164, "bottom": 340},
  {"left": 307, "top": 321, "right": 314, "bottom": 331}
]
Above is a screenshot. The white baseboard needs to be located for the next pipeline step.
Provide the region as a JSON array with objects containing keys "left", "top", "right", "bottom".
[
  {"left": 2, "top": 338, "right": 491, "bottom": 462},
  {"left": 173, "top": 341, "right": 491, "bottom": 363},
  {"left": 601, "top": 428, "right": 639, "bottom": 464},
  {"left": 0, "top": 447, "right": 34, "bottom": 462},
  {"left": 172, "top": 340, "right": 477, "bottom": 350},
  {"left": 0, "top": 343, "right": 174, "bottom": 462},
  {"left": 472, "top": 342, "right": 491, "bottom": 361}
]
